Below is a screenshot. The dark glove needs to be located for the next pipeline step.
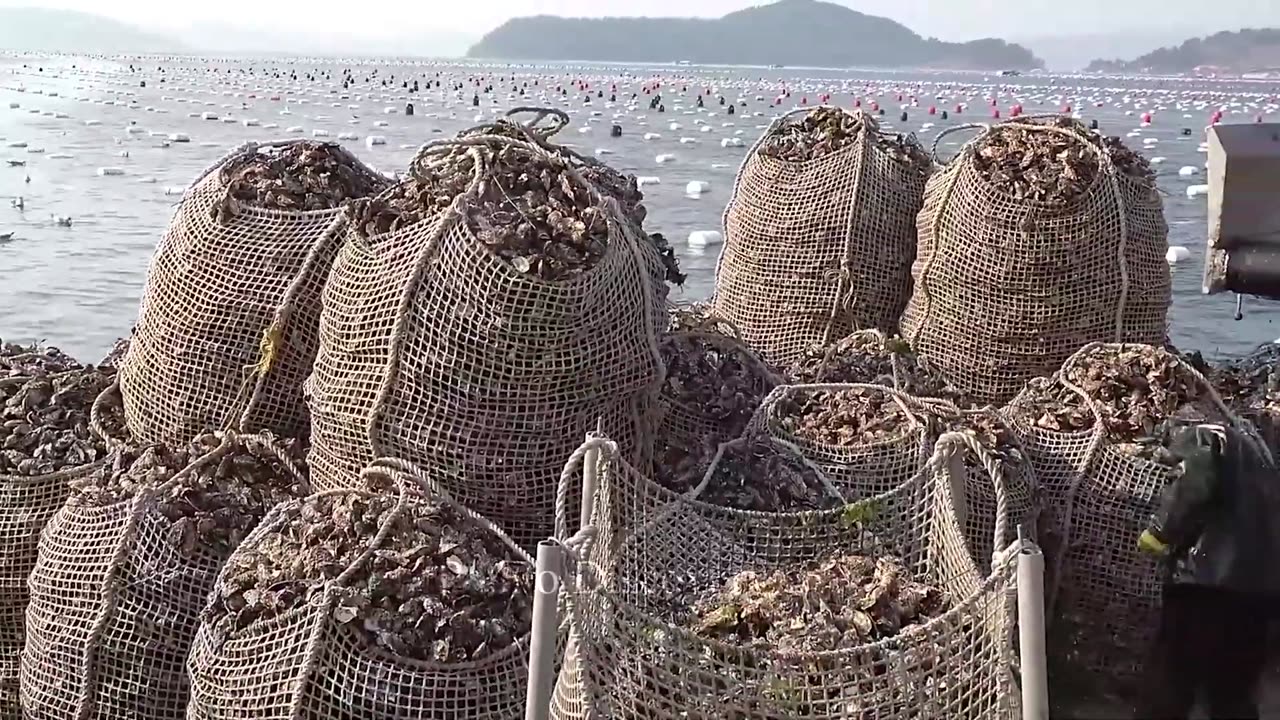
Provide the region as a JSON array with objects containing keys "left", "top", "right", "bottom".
[{"left": 1140, "top": 425, "right": 1224, "bottom": 555}]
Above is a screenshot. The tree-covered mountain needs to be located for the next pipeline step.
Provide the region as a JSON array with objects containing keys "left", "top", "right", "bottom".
[
  {"left": 0, "top": 7, "right": 185, "bottom": 54},
  {"left": 1086, "top": 28, "right": 1280, "bottom": 74},
  {"left": 468, "top": 0, "right": 1044, "bottom": 71}
]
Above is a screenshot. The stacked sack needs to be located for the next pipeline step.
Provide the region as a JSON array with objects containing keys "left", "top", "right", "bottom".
[
  {"left": 553, "top": 430, "right": 1022, "bottom": 720},
  {"left": 20, "top": 431, "right": 307, "bottom": 720},
  {"left": 186, "top": 459, "right": 536, "bottom": 720},
  {"left": 714, "top": 107, "right": 932, "bottom": 367},
  {"left": 1004, "top": 343, "right": 1259, "bottom": 703},
  {"left": 902, "top": 117, "right": 1170, "bottom": 405},
  {"left": 0, "top": 342, "right": 120, "bottom": 720},
  {"left": 119, "top": 140, "right": 389, "bottom": 444},
  {"left": 306, "top": 119, "right": 668, "bottom": 549}
]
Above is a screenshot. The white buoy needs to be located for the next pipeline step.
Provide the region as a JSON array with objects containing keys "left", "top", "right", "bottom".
[
  {"left": 721, "top": 137, "right": 745, "bottom": 148},
  {"left": 337, "top": 132, "right": 359, "bottom": 140},
  {"left": 384, "top": 107, "right": 399, "bottom": 114},
  {"left": 685, "top": 180, "right": 710, "bottom": 195},
  {"left": 678, "top": 137, "right": 699, "bottom": 145},
  {"left": 373, "top": 120, "right": 389, "bottom": 127},
  {"left": 668, "top": 122, "right": 682, "bottom": 131},
  {"left": 655, "top": 154, "right": 677, "bottom": 164},
  {"left": 1178, "top": 166, "right": 1200, "bottom": 177},
  {"left": 594, "top": 148, "right": 613, "bottom": 156},
  {"left": 311, "top": 129, "right": 330, "bottom": 137},
  {"left": 137, "top": 176, "right": 157, "bottom": 184},
  {"left": 1186, "top": 184, "right": 1209, "bottom": 198},
  {"left": 47, "top": 153, "right": 73, "bottom": 159},
  {"left": 1142, "top": 137, "right": 1158, "bottom": 145},
  {"left": 164, "top": 186, "right": 186, "bottom": 196},
  {"left": 97, "top": 167, "right": 125, "bottom": 176},
  {"left": 168, "top": 133, "right": 190, "bottom": 143},
  {"left": 25, "top": 147, "right": 43, "bottom": 154},
  {"left": 688, "top": 230, "right": 723, "bottom": 247},
  {"left": 637, "top": 176, "right": 661, "bottom": 187},
  {"left": 125, "top": 126, "right": 145, "bottom": 135},
  {"left": 243, "top": 118, "right": 261, "bottom": 127},
  {"left": 84, "top": 119, "right": 101, "bottom": 126},
  {"left": 643, "top": 132, "right": 662, "bottom": 141},
  {"left": 201, "top": 112, "right": 219, "bottom": 120},
  {"left": 365, "top": 136, "right": 387, "bottom": 148},
  {"left": 1166, "top": 246, "right": 1191, "bottom": 264},
  {"left": 1150, "top": 156, "right": 1166, "bottom": 164},
  {"left": 700, "top": 125, "right": 713, "bottom": 133},
  {"left": 287, "top": 126, "right": 304, "bottom": 133}
]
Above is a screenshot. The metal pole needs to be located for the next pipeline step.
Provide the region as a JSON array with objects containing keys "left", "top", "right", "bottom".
[
  {"left": 525, "top": 541, "right": 564, "bottom": 720},
  {"left": 1018, "top": 542, "right": 1049, "bottom": 720}
]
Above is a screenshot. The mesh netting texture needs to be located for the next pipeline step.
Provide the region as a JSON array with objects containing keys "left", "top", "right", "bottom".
[
  {"left": 186, "top": 460, "right": 538, "bottom": 720},
  {"left": 305, "top": 130, "right": 666, "bottom": 550},
  {"left": 19, "top": 432, "right": 307, "bottom": 720},
  {"left": 712, "top": 108, "right": 931, "bottom": 367},
  {"left": 119, "top": 141, "right": 388, "bottom": 446},
  {"left": 551, "top": 432, "right": 1022, "bottom": 720},
  {"left": 1001, "top": 342, "right": 1257, "bottom": 698},
  {"left": 900, "top": 119, "right": 1170, "bottom": 406}
]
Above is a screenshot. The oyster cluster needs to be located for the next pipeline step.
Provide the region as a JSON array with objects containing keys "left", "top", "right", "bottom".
[
  {"left": 1, "top": 344, "right": 115, "bottom": 476},
  {"left": 688, "top": 553, "right": 949, "bottom": 652},
  {"left": 206, "top": 490, "right": 534, "bottom": 663},
  {"left": 1012, "top": 344, "right": 1220, "bottom": 465},
  {"left": 69, "top": 431, "right": 307, "bottom": 557},
  {"left": 97, "top": 337, "right": 131, "bottom": 370},
  {"left": 2, "top": 340, "right": 81, "bottom": 377},
  {"left": 772, "top": 387, "right": 918, "bottom": 448},
  {"left": 218, "top": 141, "right": 389, "bottom": 219},
  {"left": 935, "top": 408, "right": 1026, "bottom": 471},
  {"left": 669, "top": 437, "right": 842, "bottom": 512},
  {"left": 759, "top": 107, "right": 930, "bottom": 170},
  {"left": 1211, "top": 344, "right": 1280, "bottom": 453},
  {"left": 667, "top": 304, "right": 734, "bottom": 336},
  {"left": 787, "top": 332, "right": 954, "bottom": 398},
  {"left": 660, "top": 334, "right": 774, "bottom": 438},
  {"left": 973, "top": 117, "right": 1152, "bottom": 204}
]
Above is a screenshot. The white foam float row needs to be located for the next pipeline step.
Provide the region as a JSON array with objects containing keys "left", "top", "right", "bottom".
[
  {"left": 1186, "top": 184, "right": 1209, "bottom": 198},
  {"left": 686, "top": 180, "right": 710, "bottom": 195},
  {"left": 97, "top": 167, "right": 125, "bottom": 176},
  {"left": 688, "top": 230, "right": 723, "bottom": 247}
]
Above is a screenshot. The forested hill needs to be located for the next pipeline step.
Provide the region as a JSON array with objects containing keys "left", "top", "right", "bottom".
[
  {"left": 1086, "top": 29, "right": 1280, "bottom": 74},
  {"left": 0, "top": 7, "right": 183, "bottom": 53},
  {"left": 468, "top": 0, "right": 1044, "bottom": 71}
]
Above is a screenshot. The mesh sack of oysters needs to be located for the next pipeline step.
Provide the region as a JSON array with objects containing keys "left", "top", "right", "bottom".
[
  {"left": 1005, "top": 343, "right": 1244, "bottom": 691},
  {"left": 214, "top": 140, "right": 390, "bottom": 222},
  {"left": 653, "top": 326, "right": 780, "bottom": 495},
  {"left": 786, "top": 330, "right": 958, "bottom": 399},
  {"left": 20, "top": 430, "right": 307, "bottom": 720},
  {"left": 971, "top": 116, "right": 1155, "bottom": 204},
  {"left": 0, "top": 340, "right": 121, "bottom": 478},
  {"left": 1210, "top": 342, "right": 1280, "bottom": 458},
  {"left": 753, "top": 384, "right": 935, "bottom": 501},
  {"left": 187, "top": 462, "right": 535, "bottom": 719},
  {"left": 355, "top": 116, "right": 684, "bottom": 289},
  {"left": 558, "top": 431, "right": 1018, "bottom": 720},
  {"left": 757, "top": 106, "right": 931, "bottom": 170}
]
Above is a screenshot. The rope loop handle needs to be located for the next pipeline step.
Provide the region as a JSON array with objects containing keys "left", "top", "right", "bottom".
[{"left": 503, "top": 106, "right": 571, "bottom": 139}]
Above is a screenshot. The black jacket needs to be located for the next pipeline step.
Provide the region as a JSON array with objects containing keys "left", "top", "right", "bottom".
[{"left": 1142, "top": 424, "right": 1280, "bottom": 597}]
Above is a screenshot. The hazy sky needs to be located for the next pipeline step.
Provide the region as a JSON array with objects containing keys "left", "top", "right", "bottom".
[{"left": 2, "top": 0, "right": 1277, "bottom": 41}]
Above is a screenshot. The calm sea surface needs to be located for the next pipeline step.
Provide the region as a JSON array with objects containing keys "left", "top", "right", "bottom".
[{"left": 2, "top": 55, "right": 1279, "bottom": 363}]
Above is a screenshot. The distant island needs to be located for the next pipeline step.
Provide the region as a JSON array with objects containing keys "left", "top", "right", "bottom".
[
  {"left": 1086, "top": 28, "right": 1280, "bottom": 74},
  {"left": 0, "top": 7, "right": 184, "bottom": 54},
  {"left": 468, "top": 0, "right": 1044, "bottom": 71}
]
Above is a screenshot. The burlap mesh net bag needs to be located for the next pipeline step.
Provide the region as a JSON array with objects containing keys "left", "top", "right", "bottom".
[
  {"left": 305, "top": 128, "right": 665, "bottom": 549},
  {"left": 0, "top": 352, "right": 124, "bottom": 720},
  {"left": 551, "top": 432, "right": 1022, "bottom": 720},
  {"left": 119, "top": 139, "right": 388, "bottom": 446},
  {"left": 1002, "top": 342, "right": 1260, "bottom": 702},
  {"left": 712, "top": 107, "right": 931, "bottom": 367},
  {"left": 900, "top": 118, "right": 1170, "bottom": 406},
  {"left": 186, "top": 458, "right": 537, "bottom": 720},
  {"left": 19, "top": 431, "right": 306, "bottom": 720}
]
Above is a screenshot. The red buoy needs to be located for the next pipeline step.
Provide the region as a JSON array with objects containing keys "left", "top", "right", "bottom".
[
  {"left": 854, "top": 98, "right": 862, "bottom": 107},
  {"left": 992, "top": 108, "right": 1001, "bottom": 118},
  {"left": 801, "top": 96, "right": 808, "bottom": 105},
  {"left": 955, "top": 104, "right": 963, "bottom": 114},
  {"left": 928, "top": 105, "right": 936, "bottom": 115},
  {"left": 1062, "top": 104, "right": 1072, "bottom": 113},
  {"left": 870, "top": 101, "right": 880, "bottom": 111},
  {"left": 1141, "top": 112, "right": 1152, "bottom": 123}
]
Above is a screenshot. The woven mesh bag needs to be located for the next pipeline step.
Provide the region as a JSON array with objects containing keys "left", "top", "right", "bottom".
[
  {"left": 900, "top": 119, "right": 1171, "bottom": 406},
  {"left": 19, "top": 432, "right": 306, "bottom": 720},
  {"left": 1002, "top": 342, "right": 1260, "bottom": 695},
  {"left": 119, "top": 140, "right": 386, "bottom": 446},
  {"left": 550, "top": 432, "right": 1022, "bottom": 720},
  {"left": 0, "top": 368, "right": 123, "bottom": 720},
  {"left": 655, "top": 329, "right": 779, "bottom": 454},
  {"left": 305, "top": 131, "right": 665, "bottom": 549},
  {"left": 186, "top": 459, "right": 538, "bottom": 720},
  {"left": 712, "top": 107, "right": 930, "bottom": 367}
]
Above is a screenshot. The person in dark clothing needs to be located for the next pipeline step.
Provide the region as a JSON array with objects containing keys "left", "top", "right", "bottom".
[{"left": 1133, "top": 423, "right": 1279, "bottom": 720}]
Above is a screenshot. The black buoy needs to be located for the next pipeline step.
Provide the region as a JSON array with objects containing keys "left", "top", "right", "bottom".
[
  {"left": 1181, "top": 127, "right": 1193, "bottom": 136},
  {"left": 719, "top": 96, "right": 725, "bottom": 106},
  {"left": 610, "top": 124, "right": 622, "bottom": 138},
  {"left": 140, "top": 80, "right": 146, "bottom": 87},
  {"left": 941, "top": 110, "right": 948, "bottom": 120},
  {"left": 1089, "top": 119, "right": 1099, "bottom": 130},
  {"left": 900, "top": 111, "right": 908, "bottom": 122},
  {"left": 696, "top": 96, "right": 704, "bottom": 107},
  {"left": 878, "top": 108, "right": 885, "bottom": 115},
  {"left": 597, "top": 90, "right": 603, "bottom": 98},
  {"left": 658, "top": 104, "right": 666, "bottom": 113},
  {"left": 727, "top": 104, "right": 735, "bottom": 115},
  {"left": 609, "top": 94, "right": 616, "bottom": 102},
  {"left": 405, "top": 102, "right": 415, "bottom": 116},
  {"left": 472, "top": 94, "right": 479, "bottom": 107}
]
